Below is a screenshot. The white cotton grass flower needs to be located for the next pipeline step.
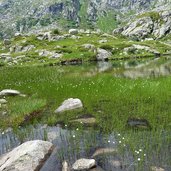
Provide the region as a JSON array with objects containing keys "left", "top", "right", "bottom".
[
  {"left": 144, "top": 154, "right": 146, "bottom": 157},
  {"left": 138, "top": 158, "right": 141, "bottom": 161},
  {"left": 65, "top": 124, "right": 67, "bottom": 127},
  {"left": 108, "top": 140, "right": 111, "bottom": 143},
  {"left": 76, "top": 128, "right": 79, "bottom": 131},
  {"left": 73, "top": 135, "right": 76, "bottom": 138},
  {"left": 119, "top": 141, "right": 122, "bottom": 144},
  {"left": 139, "top": 149, "right": 142, "bottom": 152}
]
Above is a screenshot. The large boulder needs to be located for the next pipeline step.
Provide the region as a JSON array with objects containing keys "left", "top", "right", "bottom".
[
  {"left": 0, "top": 140, "right": 53, "bottom": 171},
  {"left": 122, "top": 17, "right": 153, "bottom": 39},
  {"left": 72, "top": 158, "right": 96, "bottom": 170},
  {"left": 0, "top": 89, "right": 21, "bottom": 96},
  {"left": 55, "top": 98, "right": 83, "bottom": 113},
  {"left": 96, "top": 48, "right": 112, "bottom": 61}
]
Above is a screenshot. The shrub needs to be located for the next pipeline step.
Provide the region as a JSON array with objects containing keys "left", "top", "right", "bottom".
[
  {"left": 100, "top": 44, "right": 113, "bottom": 51},
  {"left": 53, "top": 29, "right": 60, "bottom": 35}
]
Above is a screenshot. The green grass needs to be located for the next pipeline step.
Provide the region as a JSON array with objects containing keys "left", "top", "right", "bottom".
[
  {"left": 0, "top": 64, "right": 171, "bottom": 132},
  {"left": 97, "top": 11, "right": 119, "bottom": 33},
  {"left": 0, "top": 96, "right": 46, "bottom": 129}
]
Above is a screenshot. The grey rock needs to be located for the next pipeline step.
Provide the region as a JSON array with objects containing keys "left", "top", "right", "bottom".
[
  {"left": 71, "top": 117, "right": 96, "bottom": 125},
  {"left": 69, "top": 29, "right": 78, "bottom": 35},
  {"left": 109, "top": 160, "right": 122, "bottom": 168},
  {"left": 72, "top": 158, "right": 96, "bottom": 170},
  {"left": 70, "top": 35, "right": 81, "bottom": 39},
  {"left": 92, "top": 148, "right": 118, "bottom": 158},
  {"left": 0, "top": 89, "right": 21, "bottom": 96},
  {"left": 122, "top": 17, "right": 153, "bottom": 39},
  {"left": 99, "top": 39, "right": 108, "bottom": 43},
  {"left": 0, "top": 140, "right": 53, "bottom": 171},
  {"left": 0, "top": 53, "right": 11, "bottom": 59},
  {"left": 38, "top": 50, "right": 62, "bottom": 58},
  {"left": 82, "top": 44, "right": 95, "bottom": 52},
  {"left": 96, "top": 48, "right": 112, "bottom": 61},
  {"left": 151, "top": 166, "right": 165, "bottom": 171},
  {"left": 14, "top": 32, "right": 22, "bottom": 37},
  {"left": 22, "top": 45, "right": 35, "bottom": 52},
  {"left": 43, "top": 32, "right": 52, "bottom": 41},
  {"left": 132, "top": 44, "right": 160, "bottom": 55},
  {"left": 55, "top": 98, "right": 83, "bottom": 113},
  {"left": 15, "top": 45, "right": 23, "bottom": 53},
  {"left": 0, "top": 99, "right": 7, "bottom": 104}
]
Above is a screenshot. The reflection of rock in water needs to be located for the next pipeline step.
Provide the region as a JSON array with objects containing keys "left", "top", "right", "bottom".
[
  {"left": 118, "top": 60, "right": 171, "bottom": 79},
  {"left": 97, "top": 61, "right": 113, "bottom": 72}
]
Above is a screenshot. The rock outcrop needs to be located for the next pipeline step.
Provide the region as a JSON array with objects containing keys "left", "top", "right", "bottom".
[{"left": 114, "top": 9, "right": 171, "bottom": 39}]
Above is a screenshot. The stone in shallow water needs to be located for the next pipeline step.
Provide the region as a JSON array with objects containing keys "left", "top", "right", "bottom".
[
  {"left": 72, "top": 158, "right": 96, "bottom": 170},
  {"left": 0, "top": 140, "right": 53, "bottom": 171},
  {"left": 108, "top": 160, "right": 122, "bottom": 168},
  {"left": 151, "top": 166, "right": 165, "bottom": 171},
  {"left": 92, "top": 148, "right": 118, "bottom": 158},
  {"left": 72, "top": 117, "right": 96, "bottom": 124},
  {"left": 127, "top": 118, "right": 151, "bottom": 129},
  {"left": 0, "top": 89, "right": 21, "bottom": 96},
  {"left": 55, "top": 98, "right": 83, "bottom": 113}
]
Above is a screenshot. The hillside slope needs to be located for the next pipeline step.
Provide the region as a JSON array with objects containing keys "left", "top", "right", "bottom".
[{"left": 0, "top": 0, "right": 171, "bottom": 38}]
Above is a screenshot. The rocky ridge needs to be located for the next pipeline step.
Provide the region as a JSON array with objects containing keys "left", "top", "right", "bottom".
[
  {"left": 0, "top": 0, "right": 171, "bottom": 38},
  {"left": 114, "top": 6, "right": 171, "bottom": 39}
]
